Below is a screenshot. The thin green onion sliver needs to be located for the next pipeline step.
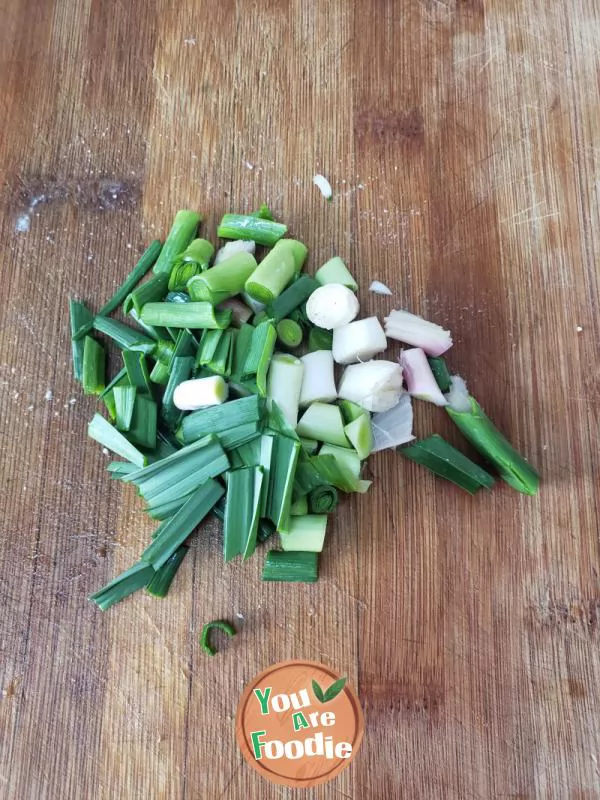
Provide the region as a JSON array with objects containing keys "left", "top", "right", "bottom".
[
  {"left": 153, "top": 210, "right": 202, "bottom": 275},
  {"left": 217, "top": 213, "right": 287, "bottom": 246}
]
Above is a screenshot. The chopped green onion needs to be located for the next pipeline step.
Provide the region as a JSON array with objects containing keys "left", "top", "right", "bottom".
[
  {"left": 187, "top": 252, "right": 258, "bottom": 305},
  {"left": 294, "top": 453, "right": 369, "bottom": 495},
  {"left": 268, "top": 275, "right": 320, "bottom": 322},
  {"left": 446, "top": 396, "right": 539, "bottom": 494},
  {"left": 427, "top": 356, "right": 452, "bottom": 393},
  {"left": 127, "top": 394, "right": 157, "bottom": 450},
  {"left": 161, "top": 355, "right": 194, "bottom": 429},
  {"left": 252, "top": 310, "right": 270, "bottom": 327},
  {"left": 206, "top": 330, "right": 235, "bottom": 377},
  {"left": 228, "top": 437, "right": 262, "bottom": 469},
  {"left": 229, "top": 322, "right": 254, "bottom": 383},
  {"left": 251, "top": 203, "right": 275, "bottom": 221},
  {"left": 314, "top": 256, "right": 358, "bottom": 291},
  {"left": 224, "top": 467, "right": 264, "bottom": 561},
  {"left": 276, "top": 319, "right": 303, "bottom": 348},
  {"left": 168, "top": 238, "right": 214, "bottom": 290},
  {"left": 149, "top": 359, "right": 170, "bottom": 385},
  {"left": 82, "top": 336, "right": 105, "bottom": 395},
  {"left": 241, "top": 321, "right": 276, "bottom": 396},
  {"left": 128, "top": 306, "right": 172, "bottom": 342},
  {"left": 296, "top": 403, "right": 349, "bottom": 448},
  {"left": 299, "top": 437, "right": 319, "bottom": 454},
  {"left": 141, "top": 479, "right": 224, "bottom": 570},
  {"left": 257, "top": 518, "right": 277, "bottom": 543},
  {"left": 308, "top": 485, "right": 338, "bottom": 514},
  {"left": 113, "top": 385, "right": 136, "bottom": 431},
  {"left": 93, "top": 316, "right": 156, "bottom": 355},
  {"left": 280, "top": 515, "right": 328, "bottom": 552},
  {"left": 87, "top": 412, "right": 146, "bottom": 467},
  {"left": 319, "top": 443, "right": 361, "bottom": 478},
  {"left": 400, "top": 434, "right": 495, "bottom": 494},
  {"left": 261, "top": 550, "right": 318, "bottom": 583},
  {"left": 195, "top": 329, "right": 223, "bottom": 368},
  {"left": 265, "top": 400, "right": 300, "bottom": 440},
  {"left": 152, "top": 210, "right": 202, "bottom": 275},
  {"left": 244, "top": 240, "right": 307, "bottom": 304},
  {"left": 290, "top": 495, "right": 309, "bottom": 516},
  {"left": 200, "top": 619, "right": 236, "bottom": 656},
  {"left": 258, "top": 435, "right": 274, "bottom": 515},
  {"left": 266, "top": 353, "right": 304, "bottom": 427},
  {"left": 123, "top": 273, "right": 170, "bottom": 316},
  {"left": 122, "top": 350, "right": 152, "bottom": 394},
  {"left": 140, "top": 302, "right": 232, "bottom": 330},
  {"left": 145, "top": 546, "right": 188, "bottom": 598},
  {"left": 166, "top": 291, "right": 191, "bottom": 304},
  {"left": 89, "top": 561, "right": 155, "bottom": 611},
  {"left": 107, "top": 461, "right": 139, "bottom": 479},
  {"left": 308, "top": 327, "right": 333, "bottom": 352},
  {"left": 344, "top": 414, "right": 373, "bottom": 460},
  {"left": 179, "top": 395, "right": 263, "bottom": 444},
  {"left": 338, "top": 399, "right": 366, "bottom": 424},
  {"left": 218, "top": 421, "right": 262, "bottom": 450},
  {"left": 95, "top": 240, "right": 162, "bottom": 320},
  {"left": 69, "top": 300, "right": 94, "bottom": 370},
  {"left": 100, "top": 367, "right": 130, "bottom": 420},
  {"left": 217, "top": 213, "right": 287, "bottom": 247},
  {"left": 265, "top": 434, "right": 301, "bottom": 532}
]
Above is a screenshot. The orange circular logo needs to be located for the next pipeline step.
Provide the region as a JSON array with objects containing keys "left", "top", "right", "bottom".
[{"left": 235, "top": 659, "right": 364, "bottom": 788}]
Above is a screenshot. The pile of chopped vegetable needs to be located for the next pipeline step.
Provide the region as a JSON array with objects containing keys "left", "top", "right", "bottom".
[{"left": 70, "top": 207, "right": 540, "bottom": 615}]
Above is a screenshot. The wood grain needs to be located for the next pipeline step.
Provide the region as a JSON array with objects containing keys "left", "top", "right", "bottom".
[{"left": 1, "top": 1, "right": 599, "bottom": 798}]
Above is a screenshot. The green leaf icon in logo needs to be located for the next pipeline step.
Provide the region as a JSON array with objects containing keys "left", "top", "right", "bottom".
[{"left": 312, "top": 676, "right": 347, "bottom": 703}]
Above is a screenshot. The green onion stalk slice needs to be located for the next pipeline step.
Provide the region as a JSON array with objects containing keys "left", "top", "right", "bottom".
[
  {"left": 279, "top": 515, "right": 328, "bottom": 552},
  {"left": 276, "top": 319, "right": 303, "bottom": 349},
  {"left": 241, "top": 321, "right": 277, "bottom": 396},
  {"left": 268, "top": 275, "right": 320, "bottom": 322},
  {"left": 113, "top": 385, "right": 136, "bottom": 431},
  {"left": 82, "top": 336, "right": 105, "bottom": 396},
  {"left": 179, "top": 394, "right": 264, "bottom": 444},
  {"left": 161, "top": 355, "right": 194, "bottom": 429},
  {"left": 400, "top": 434, "right": 495, "bottom": 495},
  {"left": 145, "top": 546, "right": 188, "bottom": 598},
  {"left": 140, "top": 302, "right": 231, "bottom": 330},
  {"left": 265, "top": 434, "right": 301, "bottom": 532},
  {"left": 244, "top": 240, "right": 308, "bottom": 304},
  {"left": 87, "top": 412, "right": 147, "bottom": 467},
  {"left": 92, "top": 316, "right": 156, "bottom": 356},
  {"left": 296, "top": 403, "right": 350, "bottom": 448},
  {"left": 261, "top": 550, "right": 319, "bottom": 583},
  {"left": 338, "top": 400, "right": 366, "bottom": 424},
  {"left": 128, "top": 306, "right": 172, "bottom": 343},
  {"left": 344, "top": 413, "right": 373, "bottom": 460},
  {"left": 187, "top": 251, "right": 258, "bottom": 305},
  {"left": 89, "top": 561, "right": 155, "bottom": 611},
  {"left": 308, "top": 485, "right": 338, "bottom": 514},
  {"left": 427, "top": 356, "right": 452, "bottom": 393},
  {"left": 290, "top": 495, "right": 309, "bottom": 516},
  {"left": 251, "top": 203, "right": 275, "bottom": 221},
  {"left": 152, "top": 210, "right": 202, "bottom": 275},
  {"left": 266, "top": 353, "right": 304, "bottom": 428},
  {"left": 122, "top": 350, "right": 153, "bottom": 394},
  {"left": 224, "top": 466, "right": 264, "bottom": 561},
  {"left": 123, "top": 273, "right": 170, "bottom": 316},
  {"left": 141, "top": 478, "right": 225, "bottom": 570},
  {"left": 314, "top": 256, "right": 358, "bottom": 291},
  {"left": 100, "top": 366, "right": 129, "bottom": 421},
  {"left": 445, "top": 381, "right": 540, "bottom": 495},
  {"left": 319, "top": 443, "right": 361, "bottom": 478},
  {"left": 149, "top": 359, "right": 170, "bottom": 385},
  {"left": 168, "top": 238, "right": 214, "bottom": 291},
  {"left": 217, "top": 213, "right": 287, "bottom": 247},
  {"left": 308, "top": 327, "right": 333, "bottom": 352},
  {"left": 200, "top": 620, "right": 236, "bottom": 656},
  {"left": 127, "top": 394, "right": 158, "bottom": 450},
  {"left": 69, "top": 299, "right": 94, "bottom": 380}
]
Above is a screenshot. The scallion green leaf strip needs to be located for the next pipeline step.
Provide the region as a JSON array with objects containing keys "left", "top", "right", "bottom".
[
  {"left": 217, "top": 213, "right": 287, "bottom": 247},
  {"left": 152, "top": 210, "right": 202, "bottom": 275},
  {"left": 127, "top": 394, "right": 158, "bottom": 450},
  {"left": 122, "top": 350, "right": 153, "bottom": 394},
  {"left": 89, "top": 561, "right": 155, "bottom": 611},
  {"left": 241, "top": 320, "right": 276, "bottom": 396},
  {"left": 69, "top": 299, "right": 95, "bottom": 372},
  {"left": 200, "top": 620, "right": 236, "bottom": 656},
  {"left": 140, "top": 302, "right": 232, "bottom": 330},
  {"left": 446, "top": 397, "right": 540, "bottom": 495},
  {"left": 161, "top": 355, "right": 194, "bottom": 429},
  {"left": 224, "top": 467, "right": 264, "bottom": 561},
  {"left": 113, "top": 385, "right": 136, "bottom": 431},
  {"left": 145, "top": 546, "right": 188, "bottom": 598},
  {"left": 93, "top": 316, "right": 156, "bottom": 355},
  {"left": 96, "top": 239, "right": 162, "bottom": 318},
  {"left": 427, "top": 357, "right": 452, "bottom": 393},
  {"left": 179, "top": 394, "right": 263, "bottom": 445},
  {"left": 123, "top": 273, "right": 170, "bottom": 316},
  {"left": 141, "top": 478, "right": 224, "bottom": 570},
  {"left": 261, "top": 551, "right": 318, "bottom": 583},
  {"left": 268, "top": 275, "right": 320, "bottom": 322},
  {"left": 265, "top": 434, "right": 301, "bottom": 532},
  {"left": 87, "top": 412, "right": 147, "bottom": 467},
  {"left": 400, "top": 434, "right": 494, "bottom": 494}
]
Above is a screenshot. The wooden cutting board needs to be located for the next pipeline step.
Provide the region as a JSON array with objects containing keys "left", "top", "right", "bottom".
[{"left": 1, "top": 1, "right": 599, "bottom": 797}]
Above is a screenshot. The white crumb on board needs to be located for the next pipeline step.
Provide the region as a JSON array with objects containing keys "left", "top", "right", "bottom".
[
  {"left": 244, "top": 161, "right": 254, "bottom": 170},
  {"left": 576, "top": 325, "right": 583, "bottom": 332},
  {"left": 313, "top": 174, "right": 333, "bottom": 199}
]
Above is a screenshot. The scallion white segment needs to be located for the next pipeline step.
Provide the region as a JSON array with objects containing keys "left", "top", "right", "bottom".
[
  {"left": 384, "top": 309, "right": 452, "bottom": 356},
  {"left": 173, "top": 376, "right": 229, "bottom": 411},
  {"left": 280, "top": 515, "right": 328, "bottom": 552},
  {"left": 313, "top": 174, "right": 333, "bottom": 200},
  {"left": 214, "top": 239, "right": 256, "bottom": 265},
  {"left": 332, "top": 316, "right": 387, "bottom": 364},
  {"left": 371, "top": 392, "right": 414, "bottom": 452},
  {"left": 344, "top": 414, "right": 373, "bottom": 459},
  {"left": 296, "top": 402, "right": 349, "bottom": 447},
  {"left": 401, "top": 348, "right": 448, "bottom": 406},
  {"left": 266, "top": 353, "right": 304, "bottom": 427},
  {"left": 305, "top": 284, "right": 359, "bottom": 330},
  {"left": 299, "top": 350, "right": 337, "bottom": 407},
  {"left": 338, "top": 360, "right": 404, "bottom": 413}
]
